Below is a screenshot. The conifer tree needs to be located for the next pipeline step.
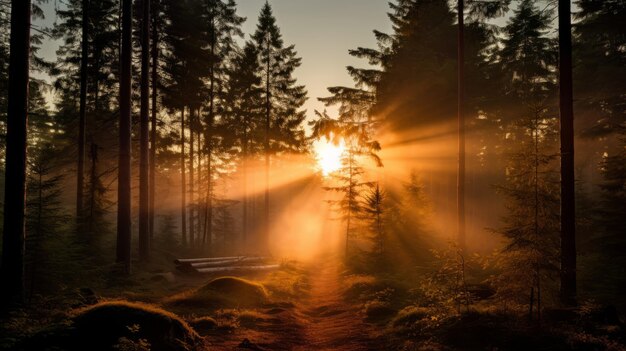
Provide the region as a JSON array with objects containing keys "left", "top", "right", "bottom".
[
  {"left": 25, "top": 145, "right": 67, "bottom": 298},
  {"left": 362, "top": 184, "right": 386, "bottom": 258},
  {"left": 311, "top": 111, "right": 382, "bottom": 255},
  {"left": 139, "top": 0, "right": 151, "bottom": 261},
  {"left": 574, "top": 0, "right": 626, "bottom": 136},
  {"left": 251, "top": 2, "right": 307, "bottom": 250},
  {"left": 224, "top": 42, "right": 263, "bottom": 246},
  {"left": 558, "top": 0, "right": 577, "bottom": 306},
  {"left": 491, "top": 0, "right": 559, "bottom": 318},
  {"left": 117, "top": 0, "right": 133, "bottom": 274},
  {"left": 197, "top": 0, "right": 244, "bottom": 252},
  {"left": 1, "top": 0, "right": 31, "bottom": 308},
  {"left": 252, "top": 2, "right": 307, "bottom": 249}
]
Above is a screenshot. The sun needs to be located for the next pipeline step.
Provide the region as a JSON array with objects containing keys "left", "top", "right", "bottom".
[{"left": 313, "top": 137, "right": 346, "bottom": 176}]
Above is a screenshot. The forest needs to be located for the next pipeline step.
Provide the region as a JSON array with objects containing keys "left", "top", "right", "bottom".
[{"left": 0, "top": 0, "right": 625, "bottom": 350}]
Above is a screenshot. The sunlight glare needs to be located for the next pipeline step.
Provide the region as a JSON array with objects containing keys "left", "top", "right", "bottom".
[{"left": 313, "top": 138, "right": 345, "bottom": 176}]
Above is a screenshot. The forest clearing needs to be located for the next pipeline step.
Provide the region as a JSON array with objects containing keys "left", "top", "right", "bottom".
[{"left": 1, "top": 0, "right": 625, "bottom": 350}]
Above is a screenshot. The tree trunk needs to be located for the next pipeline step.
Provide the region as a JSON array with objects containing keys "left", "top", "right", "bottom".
[
  {"left": 149, "top": 0, "right": 159, "bottom": 244},
  {"left": 457, "top": 0, "right": 466, "bottom": 252},
  {"left": 88, "top": 142, "right": 98, "bottom": 232},
  {"left": 264, "top": 39, "right": 271, "bottom": 253},
  {"left": 196, "top": 117, "right": 202, "bottom": 238},
  {"left": 181, "top": 108, "right": 187, "bottom": 246},
  {"left": 242, "top": 134, "right": 248, "bottom": 247},
  {"left": 1, "top": 0, "right": 30, "bottom": 308},
  {"left": 203, "top": 33, "right": 216, "bottom": 253},
  {"left": 77, "top": 0, "right": 89, "bottom": 226},
  {"left": 558, "top": 0, "right": 577, "bottom": 307},
  {"left": 189, "top": 107, "right": 195, "bottom": 247},
  {"left": 139, "top": 0, "right": 151, "bottom": 261},
  {"left": 116, "top": 0, "right": 133, "bottom": 275},
  {"left": 528, "top": 287, "right": 535, "bottom": 321}
]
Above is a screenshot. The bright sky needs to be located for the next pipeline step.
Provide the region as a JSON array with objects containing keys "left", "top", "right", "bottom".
[{"left": 36, "top": 0, "right": 393, "bottom": 120}]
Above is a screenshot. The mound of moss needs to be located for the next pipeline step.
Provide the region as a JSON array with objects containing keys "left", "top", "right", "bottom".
[
  {"left": 16, "top": 301, "right": 202, "bottom": 351},
  {"left": 166, "top": 277, "right": 268, "bottom": 311},
  {"left": 70, "top": 301, "right": 202, "bottom": 351},
  {"left": 202, "top": 276, "right": 266, "bottom": 298}
]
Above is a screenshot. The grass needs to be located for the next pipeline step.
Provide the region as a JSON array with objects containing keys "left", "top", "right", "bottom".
[{"left": 262, "top": 261, "right": 309, "bottom": 299}]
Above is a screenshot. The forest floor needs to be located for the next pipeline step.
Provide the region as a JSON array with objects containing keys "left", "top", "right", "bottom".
[
  {"left": 204, "top": 255, "right": 386, "bottom": 350},
  {"left": 3, "top": 252, "right": 624, "bottom": 350}
]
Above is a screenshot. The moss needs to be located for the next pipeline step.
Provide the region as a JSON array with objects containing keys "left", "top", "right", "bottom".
[
  {"left": 363, "top": 300, "right": 396, "bottom": 322},
  {"left": 165, "top": 277, "right": 268, "bottom": 313},
  {"left": 69, "top": 301, "right": 202, "bottom": 351},
  {"left": 189, "top": 316, "right": 218, "bottom": 332},
  {"left": 391, "top": 306, "right": 432, "bottom": 329}
]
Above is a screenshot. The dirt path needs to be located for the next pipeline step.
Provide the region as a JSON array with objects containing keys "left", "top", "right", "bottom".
[
  {"left": 293, "top": 256, "right": 384, "bottom": 351},
  {"left": 205, "top": 255, "right": 384, "bottom": 350}
]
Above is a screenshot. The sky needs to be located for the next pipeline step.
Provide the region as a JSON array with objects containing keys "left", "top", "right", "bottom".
[{"left": 37, "top": 0, "right": 394, "bottom": 121}]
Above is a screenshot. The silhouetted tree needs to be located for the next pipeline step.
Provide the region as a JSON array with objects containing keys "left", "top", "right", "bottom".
[
  {"left": 116, "top": 0, "right": 133, "bottom": 274},
  {"left": 139, "top": 0, "right": 151, "bottom": 261},
  {"left": 311, "top": 111, "right": 382, "bottom": 255},
  {"left": 251, "top": 2, "right": 307, "bottom": 251},
  {"left": 224, "top": 42, "right": 263, "bottom": 246},
  {"left": 76, "top": 0, "right": 89, "bottom": 224},
  {"left": 558, "top": 0, "right": 576, "bottom": 306},
  {"left": 1, "top": 0, "right": 31, "bottom": 308}
]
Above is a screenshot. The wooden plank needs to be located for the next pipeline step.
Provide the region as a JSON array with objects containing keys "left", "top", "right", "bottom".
[
  {"left": 174, "top": 256, "right": 244, "bottom": 265},
  {"left": 195, "top": 265, "right": 280, "bottom": 274},
  {"left": 190, "top": 257, "right": 269, "bottom": 269}
]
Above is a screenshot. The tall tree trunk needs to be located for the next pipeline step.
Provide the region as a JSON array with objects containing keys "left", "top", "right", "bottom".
[
  {"left": 139, "top": 0, "right": 151, "bottom": 261},
  {"left": 189, "top": 107, "right": 195, "bottom": 247},
  {"left": 558, "top": 0, "right": 576, "bottom": 307},
  {"left": 116, "top": 0, "right": 133, "bottom": 275},
  {"left": 88, "top": 143, "right": 98, "bottom": 232},
  {"left": 264, "top": 39, "right": 271, "bottom": 253},
  {"left": 1, "top": 0, "right": 31, "bottom": 308},
  {"left": 196, "top": 119, "right": 202, "bottom": 240},
  {"left": 242, "top": 133, "right": 248, "bottom": 247},
  {"left": 203, "top": 31, "right": 216, "bottom": 254},
  {"left": 181, "top": 108, "right": 187, "bottom": 246},
  {"left": 149, "top": 0, "right": 159, "bottom": 244},
  {"left": 457, "top": 0, "right": 466, "bottom": 252},
  {"left": 77, "top": 0, "right": 89, "bottom": 227}
]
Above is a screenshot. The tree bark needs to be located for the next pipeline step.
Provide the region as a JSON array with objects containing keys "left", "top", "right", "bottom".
[
  {"left": 77, "top": 0, "right": 89, "bottom": 226},
  {"left": 242, "top": 133, "right": 248, "bottom": 246},
  {"left": 203, "top": 30, "right": 216, "bottom": 253},
  {"left": 181, "top": 108, "right": 187, "bottom": 246},
  {"left": 116, "top": 0, "right": 133, "bottom": 275},
  {"left": 149, "top": 0, "right": 159, "bottom": 244},
  {"left": 1, "top": 0, "right": 31, "bottom": 308},
  {"left": 139, "top": 0, "right": 151, "bottom": 261},
  {"left": 558, "top": 0, "right": 577, "bottom": 307},
  {"left": 457, "top": 0, "right": 466, "bottom": 252},
  {"left": 189, "top": 107, "right": 195, "bottom": 247},
  {"left": 264, "top": 38, "right": 271, "bottom": 253}
]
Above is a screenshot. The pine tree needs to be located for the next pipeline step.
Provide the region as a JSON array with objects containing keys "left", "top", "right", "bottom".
[
  {"left": 25, "top": 145, "right": 67, "bottom": 298},
  {"left": 197, "top": 0, "right": 244, "bottom": 253},
  {"left": 117, "top": 0, "right": 133, "bottom": 274},
  {"left": 51, "top": 0, "right": 121, "bottom": 237},
  {"left": 251, "top": 2, "right": 307, "bottom": 251},
  {"left": 491, "top": 0, "right": 560, "bottom": 318},
  {"left": 311, "top": 111, "right": 382, "bottom": 255},
  {"left": 558, "top": 0, "right": 576, "bottom": 306},
  {"left": 362, "top": 184, "right": 386, "bottom": 258},
  {"left": 574, "top": 0, "right": 626, "bottom": 137},
  {"left": 1, "top": 0, "right": 31, "bottom": 308},
  {"left": 223, "top": 42, "right": 264, "bottom": 246},
  {"left": 139, "top": 0, "right": 151, "bottom": 261}
]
